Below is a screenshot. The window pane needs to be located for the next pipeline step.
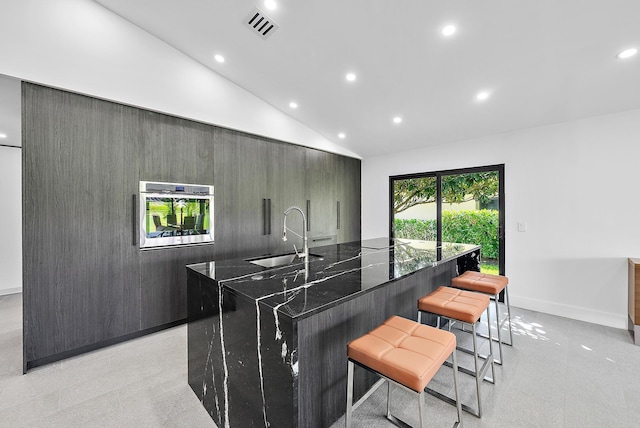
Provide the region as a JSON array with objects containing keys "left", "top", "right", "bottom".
[{"left": 392, "top": 176, "right": 437, "bottom": 241}]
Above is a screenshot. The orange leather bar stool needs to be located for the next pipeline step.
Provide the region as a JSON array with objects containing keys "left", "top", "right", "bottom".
[
  {"left": 417, "top": 286, "right": 495, "bottom": 418},
  {"left": 451, "top": 270, "right": 513, "bottom": 365},
  {"left": 346, "top": 316, "right": 462, "bottom": 428}
]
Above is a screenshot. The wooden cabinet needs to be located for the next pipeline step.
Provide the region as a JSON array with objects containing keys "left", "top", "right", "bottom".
[
  {"left": 336, "top": 155, "right": 361, "bottom": 243},
  {"left": 304, "top": 148, "right": 361, "bottom": 247},
  {"left": 305, "top": 149, "right": 338, "bottom": 247},
  {"left": 267, "top": 142, "right": 306, "bottom": 254},
  {"left": 22, "top": 84, "right": 141, "bottom": 369},
  {"left": 22, "top": 82, "right": 361, "bottom": 370},
  {"left": 139, "top": 111, "right": 215, "bottom": 185},
  {"left": 140, "top": 244, "right": 214, "bottom": 328},
  {"left": 213, "top": 137, "right": 361, "bottom": 258},
  {"left": 213, "top": 129, "right": 313, "bottom": 259},
  {"left": 213, "top": 128, "right": 270, "bottom": 260},
  {"left": 629, "top": 258, "right": 640, "bottom": 345},
  {"left": 138, "top": 112, "right": 215, "bottom": 328}
]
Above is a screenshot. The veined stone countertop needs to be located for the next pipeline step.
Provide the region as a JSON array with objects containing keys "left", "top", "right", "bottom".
[{"left": 187, "top": 237, "right": 480, "bottom": 320}]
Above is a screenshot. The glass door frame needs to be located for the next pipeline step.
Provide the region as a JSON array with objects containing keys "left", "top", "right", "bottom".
[{"left": 389, "top": 164, "right": 505, "bottom": 275}]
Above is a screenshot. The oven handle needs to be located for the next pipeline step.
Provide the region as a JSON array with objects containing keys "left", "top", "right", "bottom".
[{"left": 132, "top": 194, "right": 137, "bottom": 246}]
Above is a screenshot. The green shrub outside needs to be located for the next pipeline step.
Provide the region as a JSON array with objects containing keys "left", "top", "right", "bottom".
[{"left": 394, "top": 210, "right": 499, "bottom": 259}]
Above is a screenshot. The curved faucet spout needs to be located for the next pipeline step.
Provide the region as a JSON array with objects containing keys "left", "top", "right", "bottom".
[{"left": 282, "top": 206, "right": 308, "bottom": 260}]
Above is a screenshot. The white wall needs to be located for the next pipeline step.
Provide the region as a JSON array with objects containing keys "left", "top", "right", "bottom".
[
  {"left": 362, "top": 109, "right": 640, "bottom": 329},
  {"left": 0, "top": 0, "right": 358, "bottom": 159},
  {"left": 0, "top": 146, "right": 22, "bottom": 295}
]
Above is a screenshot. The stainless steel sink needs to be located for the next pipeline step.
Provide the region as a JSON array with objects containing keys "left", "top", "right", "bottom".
[{"left": 246, "top": 253, "right": 322, "bottom": 268}]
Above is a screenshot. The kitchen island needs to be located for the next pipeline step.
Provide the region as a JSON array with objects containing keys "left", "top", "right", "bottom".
[{"left": 187, "top": 238, "right": 480, "bottom": 428}]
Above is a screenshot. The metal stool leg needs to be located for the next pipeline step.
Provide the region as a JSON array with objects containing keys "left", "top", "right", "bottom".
[
  {"left": 493, "top": 293, "right": 505, "bottom": 365},
  {"left": 427, "top": 311, "right": 494, "bottom": 418},
  {"left": 386, "top": 381, "right": 392, "bottom": 421},
  {"left": 486, "top": 305, "right": 496, "bottom": 383},
  {"left": 504, "top": 286, "right": 514, "bottom": 345},
  {"left": 475, "top": 290, "right": 513, "bottom": 364},
  {"left": 346, "top": 361, "right": 354, "bottom": 428},
  {"left": 451, "top": 350, "right": 463, "bottom": 426},
  {"left": 417, "top": 387, "right": 427, "bottom": 428},
  {"left": 471, "top": 323, "right": 482, "bottom": 417}
]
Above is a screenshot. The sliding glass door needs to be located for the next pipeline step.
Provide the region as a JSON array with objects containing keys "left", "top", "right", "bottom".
[{"left": 390, "top": 165, "right": 504, "bottom": 275}]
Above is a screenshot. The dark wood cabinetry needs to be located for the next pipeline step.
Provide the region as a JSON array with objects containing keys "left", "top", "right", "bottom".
[
  {"left": 139, "top": 111, "right": 215, "bottom": 185},
  {"left": 213, "top": 128, "right": 270, "bottom": 260},
  {"left": 140, "top": 244, "right": 214, "bottom": 328},
  {"left": 22, "top": 84, "right": 141, "bottom": 369},
  {"left": 138, "top": 111, "right": 215, "bottom": 329},
  {"left": 336, "top": 155, "right": 361, "bottom": 243},
  {"left": 22, "top": 82, "right": 360, "bottom": 370},
  {"left": 266, "top": 141, "right": 307, "bottom": 254},
  {"left": 305, "top": 148, "right": 361, "bottom": 247},
  {"left": 213, "top": 134, "right": 360, "bottom": 258},
  {"left": 305, "top": 149, "right": 337, "bottom": 246}
]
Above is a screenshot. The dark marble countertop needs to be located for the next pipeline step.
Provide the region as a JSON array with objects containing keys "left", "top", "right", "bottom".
[{"left": 187, "top": 237, "right": 479, "bottom": 320}]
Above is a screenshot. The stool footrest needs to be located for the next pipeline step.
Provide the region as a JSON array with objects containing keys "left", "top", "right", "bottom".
[
  {"left": 350, "top": 377, "right": 386, "bottom": 412},
  {"left": 386, "top": 413, "right": 414, "bottom": 428},
  {"left": 451, "top": 329, "right": 504, "bottom": 365},
  {"left": 478, "top": 331, "right": 513, "bottom": 347},
  {"left": 443, "top": 354, "right": 494, "bottom": 383},
  {"left": 425, "top": 386, "right": 480, "bottom": 418}
]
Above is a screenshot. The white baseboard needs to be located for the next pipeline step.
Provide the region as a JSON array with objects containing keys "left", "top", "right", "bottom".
[
  {"left": 511, "top": 294, "right": 627, "bottom": 330},
  {"left": 0, "top": 287, "right": 22, "bottom": 297}
]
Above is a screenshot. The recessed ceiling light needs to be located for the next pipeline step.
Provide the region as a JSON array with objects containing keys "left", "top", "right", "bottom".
[
  {"left": 441, "top": 24, "right": 456, "bottom": 37},
  {"left": 476, "top": 91, "right": 490, "bottom": 101},
  {"left": 214, "top": 54, "right": 225, "bottom": 63},
  {"left": 338, "top": 133, "right": 346, "bottom": 139},
  {"left": 346, "top": 73, "right": 357, "bottom": 82},
  {"left": 0, "top": 133, "right": 7, "bottom": 139},
  {"left": 264, "top": 0, "right": 277, "bottom": 10},
  {"left": 289, "top": 101, "right": 298, "bottom": 109},
  {"left": 617, "top": 48, "right": 638, "bottom": 59},
  {"left": 393, "top": 117, "right": 403, "bottom": 124}
]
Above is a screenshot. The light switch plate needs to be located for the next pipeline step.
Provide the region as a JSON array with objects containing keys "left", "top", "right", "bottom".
[{"left": 518, "top": 222, "right": 528, "bottom": 232}]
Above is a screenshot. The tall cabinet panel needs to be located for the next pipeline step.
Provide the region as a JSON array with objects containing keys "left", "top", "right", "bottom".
[
  {"left": 268, "top": 142, "right": 307, "bottom": 255},
  {"left": 213, "top": 128, "right": 269, "bottom": 260},
  {"left": 22, "top": 84, "right": 140, "bottom": 369},
  {"left": 138, "top": 112, "right": 216, "bottom": 329},
  {"left": 336, "top": 155, "right": 362, "bottom": 243},
  {"left": 305, "top": 149, "right": 338, "bottom": 247}
]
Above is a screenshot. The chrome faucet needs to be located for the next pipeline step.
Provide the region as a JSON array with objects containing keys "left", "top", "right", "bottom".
[{"left": 282, "top": 206, "right": 308, "bottom": 260}]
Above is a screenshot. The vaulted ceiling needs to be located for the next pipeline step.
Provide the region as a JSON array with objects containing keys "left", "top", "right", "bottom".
[{"left": 91, "top": 1, "right": 640, "bottom": 157}]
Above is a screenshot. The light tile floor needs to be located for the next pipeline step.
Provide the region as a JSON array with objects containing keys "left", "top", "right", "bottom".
[{"left": 1, "top": 292, "right": 640, "bottom": 427}]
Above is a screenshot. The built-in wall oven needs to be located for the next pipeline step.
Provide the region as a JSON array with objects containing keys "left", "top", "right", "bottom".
[{"left": 139, "top": 181, "right": 214, "bottom": 249}]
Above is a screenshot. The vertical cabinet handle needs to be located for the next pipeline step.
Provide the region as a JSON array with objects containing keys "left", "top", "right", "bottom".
[
  {"left": 132, "top": 194, "right": 137, "bottom": 246},
  {"left": 306, "top": 200, "right": 311, "bottom": 232},
  {"left": 337, "top": 201, "right": 341, "bottom": 230},
  {"left": 262, "top": 198, "right": 272, "bottom": 235},
  {"left": 267, "top": 199, "right": 271, "bottom": 235},
  {"left": 262, "top": 198, "right": 268, "bottom": 235}
]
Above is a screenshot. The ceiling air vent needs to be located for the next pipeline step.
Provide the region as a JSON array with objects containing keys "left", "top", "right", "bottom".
[{"left": 244, "top": 8, "right": 279, "bottom": 40}]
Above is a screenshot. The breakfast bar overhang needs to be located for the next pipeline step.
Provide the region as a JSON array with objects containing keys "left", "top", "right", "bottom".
[{"left": 186, "top": 238, "right": 480, "bottom": 428}]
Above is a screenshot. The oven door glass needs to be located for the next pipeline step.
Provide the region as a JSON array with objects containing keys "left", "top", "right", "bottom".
[{"left": 139, "top": 183, "right": 213, "bottom": 248}]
